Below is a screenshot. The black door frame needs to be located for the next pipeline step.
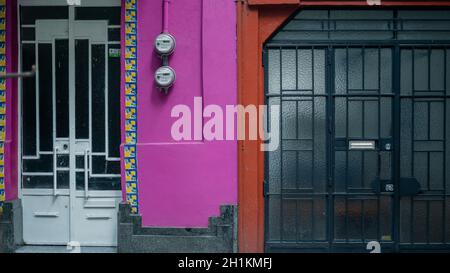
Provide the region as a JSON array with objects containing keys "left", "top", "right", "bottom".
[{"left": 264, "top": 41, "right": 450, "bottom": 253}]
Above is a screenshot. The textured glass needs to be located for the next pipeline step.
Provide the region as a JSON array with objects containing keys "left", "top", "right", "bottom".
[
  {"left": 281, "top": 50, "right": 297, "bottom": 90},
  {"left": 314, "top": 50, "right": 326, "bottom": 94},
  {"left": 297, "top": 100, "right": 312, "bottom": 139},
  {"left": 268, "top": 197, "right": 281, "bottom": 241},
  {"left": 364, "top": 100, "right": 379, "bottom": 138},
  {"left": 430, "top": 101, "right": 444, "bottom": 140},
  {"left": 297, "top": 49, "right": 312, "bottom": 91},
  {"left": 430, "top": 50, "right": 445, "bottom": 91},
  {"left": 400, "top": 50, "right": 413, "bottom": 95},
  {"left": 364, "top": 48, "right": 379, "bottom": 91},
  {"left": 298, "top": 151, "right": 313, "bottom": 189},
  {"left": 348, "top": 48, "right": 363, "bottom": 91},
  {"left": 268, "top": 50, "right": 280, "bottom": 94},
  {"left": 282, "top": 100, "right": 297, "bottom": 139},
  {"left": 414, "top": 50, "right": 429, "bottom": 91},
  {"left": 334, "top": 49, "right": 347, "bottom": 94},
  {"left": 348, "top": 100, "right": 363, "bottom": 138}
]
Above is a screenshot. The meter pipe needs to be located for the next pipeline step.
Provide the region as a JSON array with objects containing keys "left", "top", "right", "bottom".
[{"left": 163, "top": 0, "right": 170, "bottom": 33}]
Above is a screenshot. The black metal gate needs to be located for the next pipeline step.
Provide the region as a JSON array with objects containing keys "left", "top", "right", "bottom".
[{"left": 264, "top": 9, "right": 450, "bottom": 252}]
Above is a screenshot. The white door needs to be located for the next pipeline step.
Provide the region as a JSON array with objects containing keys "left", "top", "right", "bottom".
[{"left": 20, "top": 2, "right": 122, "bottom": 246}]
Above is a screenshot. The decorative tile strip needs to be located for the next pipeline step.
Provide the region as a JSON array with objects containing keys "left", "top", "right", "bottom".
[{"left": 124, "top": 0, "right": 139, "bottom": 214}]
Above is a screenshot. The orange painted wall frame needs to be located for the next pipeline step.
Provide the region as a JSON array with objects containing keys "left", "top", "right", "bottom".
[{"left": 237, "top": 0, "right": 450, "bottom": 253}]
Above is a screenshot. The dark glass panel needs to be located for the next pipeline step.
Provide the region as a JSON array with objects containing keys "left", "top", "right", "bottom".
[
  {"left": 23, "top": 155, "right": 52, "bottom": 173},
  {"left": 75, "top": 7, "right": 121, "bottom": 25},
  {"left": 21, "top": 44, "right": 36, "bottom": 156},
  {"left": 92, "top": 44, "right": 106, "bottom": 153},
  {"left": 22, "top": 176, "right": 53, "bottom": 189},
  {"left": 38, "top": 44, "right": 53, "bottom": 152},
  {"left": 108, "top": 44, "right": 121, "bottom": 158},
  {"left": 57, "top": 171, "right": 69, "bottom": 189},
  {"left": 76, "top": 155, "right": 84, "bottom": 169},
  {"left": 76, "top": 173, "right": 121, "bottom": 191},
  {"left": 57, "top": 154, "right": 69, "bottom": 168},
  {"left": 108, "top": 28, "right": 120, "bottom": 42},
  {"left": 21, "top": 27, "right": 35, "bottom": 41},
  {"left": 20, "top": 6, "right": 68, "bottom": 24},
  {"left": 55, "top": 39, "right": 69, "bottom": 138},
  {"left": 75, "top": 39, "right": 89, "bottom": 139}
]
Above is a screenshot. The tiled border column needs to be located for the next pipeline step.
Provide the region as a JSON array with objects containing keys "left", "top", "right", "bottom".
[
  {"left": 0, "top": 0, "right": 6, "bottom": 214},
  {"left": 124, "top": 0, "right": 139, "bottom": 214}
]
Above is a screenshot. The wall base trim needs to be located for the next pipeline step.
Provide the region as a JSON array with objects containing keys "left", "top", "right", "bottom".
[
  {"left": 0, "top": 199, "right": 23, "bottom": 253},
  {"left": 118, "top": 203, "right": 238, "bottom": 253}
]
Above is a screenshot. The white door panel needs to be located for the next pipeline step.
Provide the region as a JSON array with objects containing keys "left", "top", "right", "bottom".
[
  {"left": 22, "top": 196, "right": 70, "bottom": 245},
  {"left": 72, "top": 196, "right": 121, "bottom": 246}
]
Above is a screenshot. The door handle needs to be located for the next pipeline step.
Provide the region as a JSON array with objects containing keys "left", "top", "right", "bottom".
[
  {"left": 53, "top": 147, "right": 58, "bottom": 196},
  {"left": 84, "top": 149, "right": 90, "bottom": 199}
]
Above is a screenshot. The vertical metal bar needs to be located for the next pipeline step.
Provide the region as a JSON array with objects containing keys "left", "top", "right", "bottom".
[
  {"left": 89, "top": 40, "right": 93, "bottom": 164},
  {"left": 426, "top": 200, "right": 430, "bottom": 244},
  {"left": 362, "top": 47, "right": 365, "bottom": 91},
  {"left": 311, "top": 199, "right": 315, "bottom": 241},
  {"left": 361, "top": 99, "right": 366, "bottom": 242},
  {"left": 295, "top": 47, "right": 298, "bottom": 90},
  {"left": 377, "top": 46, "right": 381, "bottom": 242},
  {"left": 104, "top": 44, "right": 110, "bottom": 159},
  {"left": 295, "top": 199, "right": 299, "bottom": 242},
  {"left": 35, "top": 40, "right": 40, "bottom": 158},
  {"left": 410, "top": 47, "right": 416, "bottom": 245},
  {"left": 326, "top": 46, "right": 334, "bottom": 249},
  {"left": 279, "top": 47, "right": 284, "bottom": 242},
  {"left": 262, "top": 46, "right": 270, "bottom": 250},
  {"left": 427, "top": 141, "right": 431, "bottom": 191},
  {"left": 345, "top": 46, "right": 349, "bottom": 242},
  {"left": 53, "top": 147, "right": 58, "bottom": 196},
  {"left": 362, "top": 101, "right": 365, "bottom": 186},
  {"left": 36, "top": 41, "right": 40, "bottom": 158},
  {"left": 52, "top": 40, "right": 57, "bottom": 169},
  {"left": 68, "top": 6, "right": 76, "bottom": 242},
  {"left": 84, "top": 149, "right": 89, "bottom": 199},
  {"left": 443, "top": 48, "right": 447, "bottom": 244},
  {"left": 428, "top": 101, "right": 431, "bottom": 141},
  {"left": 361, "top": 199, "right": 365, "bottom": 242},
  {"left": 428, "top": 46, "right": 431, "bottom": 92},
  {"left": 393, "top": 45, "right": 401, "bottom": 251},
  {"left": 311, "top": 47, "right": 316, "bottom": 241}
]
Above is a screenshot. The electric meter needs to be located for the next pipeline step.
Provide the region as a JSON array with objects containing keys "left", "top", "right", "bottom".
[
  {"left": 155, "top": 33, "right": 176, "bottom": 56},
  {"left": 155, "top": 66, "right": 176, "bottom": 89}
]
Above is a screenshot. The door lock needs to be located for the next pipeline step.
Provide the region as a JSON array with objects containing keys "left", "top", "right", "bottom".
[{"left": 385, "top": 143, "right": 392, "bottom": 151}]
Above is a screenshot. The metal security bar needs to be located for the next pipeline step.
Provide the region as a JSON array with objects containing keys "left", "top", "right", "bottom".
[{"left": 0, "top": 65, "right": 36, "bottom": 79}]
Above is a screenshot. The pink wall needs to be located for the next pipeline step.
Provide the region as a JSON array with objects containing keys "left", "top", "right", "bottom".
[
  {"left": 5, "top": 0, "right": 18, "bottom": 201},
  {"left": 134, "top": 0, "right": 238, "bottom": 227}
]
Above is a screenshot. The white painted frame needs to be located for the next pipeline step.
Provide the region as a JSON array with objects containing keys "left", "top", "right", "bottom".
[{"left": 17, "top": 0, "right": 122, "bottom": 204}]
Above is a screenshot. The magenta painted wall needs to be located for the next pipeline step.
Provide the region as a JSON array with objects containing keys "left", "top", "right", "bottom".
[
  {"left": 5, "top": 0, "right": 18, "bottom": 201},
  {"left": 133, "top": 0, "right": 237, "bottom": 227}
]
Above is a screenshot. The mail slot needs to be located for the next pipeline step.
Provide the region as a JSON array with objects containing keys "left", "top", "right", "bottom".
[{"left": 349, "top": 140, "right": 376, "bottom": 150}]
